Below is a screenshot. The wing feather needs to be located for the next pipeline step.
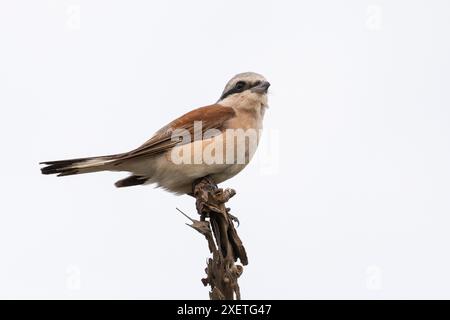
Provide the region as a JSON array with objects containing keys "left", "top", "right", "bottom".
[{"left": 113, "top": 104, "right": 235, "bottom": 163}]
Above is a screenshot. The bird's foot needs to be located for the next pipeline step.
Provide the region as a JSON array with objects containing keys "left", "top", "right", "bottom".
[{"left": 227, "top": 209, "right": 240, "bottom": 227}]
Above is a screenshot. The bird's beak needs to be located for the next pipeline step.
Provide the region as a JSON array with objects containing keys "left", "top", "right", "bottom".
[{"left": 251, "top": 81, "right": 271, "bottom": 94}]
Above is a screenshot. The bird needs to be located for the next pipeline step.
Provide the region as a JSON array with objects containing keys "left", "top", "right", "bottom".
[{"left": 40, "top": 72, "right": 270, "bottom": 195}]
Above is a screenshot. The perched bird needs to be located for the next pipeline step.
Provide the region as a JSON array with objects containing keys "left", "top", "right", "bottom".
[{"left": 40, "top": 72, "right": 270, "bottom": 195}]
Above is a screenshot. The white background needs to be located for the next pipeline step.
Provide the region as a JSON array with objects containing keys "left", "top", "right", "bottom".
[{"left": 1, "top": 0, "right": 449, "bottom": 299}]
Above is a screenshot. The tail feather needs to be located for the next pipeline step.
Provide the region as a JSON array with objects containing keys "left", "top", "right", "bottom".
[
  {"left": 115, "top": 175, "right": 148, "bottom": 188},
  {"left": 40, "top": 155, "right": 117, "bottom": 177}
]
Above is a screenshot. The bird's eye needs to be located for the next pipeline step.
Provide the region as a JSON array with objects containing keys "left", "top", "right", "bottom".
[{"left": 235, "top": 81, "right": 246, "bottom": 91}]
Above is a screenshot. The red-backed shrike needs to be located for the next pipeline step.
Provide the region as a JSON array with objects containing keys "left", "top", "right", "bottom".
[{"left": 41, "top": 72, "right": 270, "bottom": 194}]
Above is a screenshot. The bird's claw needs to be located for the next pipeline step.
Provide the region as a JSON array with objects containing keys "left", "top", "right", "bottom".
[{"left": 228, "top": 212, "right": 240, "bottom": 227}]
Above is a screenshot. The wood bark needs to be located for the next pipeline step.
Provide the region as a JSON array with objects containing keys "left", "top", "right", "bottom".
[{"left": 179, "top": 176, "right": 248, "bottom": 300}]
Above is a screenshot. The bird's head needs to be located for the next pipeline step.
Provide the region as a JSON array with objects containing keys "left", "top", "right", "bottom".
[{"left": 218, "top": 72, "right": 270, "bottom": 110}]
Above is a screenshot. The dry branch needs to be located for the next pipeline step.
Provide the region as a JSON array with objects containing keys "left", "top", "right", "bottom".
[{"left": 180, "top": 176, "right": 248, "bottom": 300}]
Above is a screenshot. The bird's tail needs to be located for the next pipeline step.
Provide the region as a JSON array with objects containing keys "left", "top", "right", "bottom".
[{"left": 40, "top": 155, "right": 119, "bottom": 177}]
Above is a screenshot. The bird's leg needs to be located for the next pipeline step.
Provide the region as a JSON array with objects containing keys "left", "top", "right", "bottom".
[{"left": 192, "top": 176, "right": 216, "bottom": 220}]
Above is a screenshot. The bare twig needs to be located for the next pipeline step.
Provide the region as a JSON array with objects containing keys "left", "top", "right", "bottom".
[{"left": 179, "top": 176, "right": 247, "bottom": 300}]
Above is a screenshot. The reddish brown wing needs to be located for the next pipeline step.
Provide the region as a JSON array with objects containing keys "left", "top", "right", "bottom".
[{"left": 113, "top": 104, "right": 236, "bottom": 162}]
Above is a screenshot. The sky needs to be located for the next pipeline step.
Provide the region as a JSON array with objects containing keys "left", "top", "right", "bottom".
[{"left": 1, "top": 0, "right": 450, "bottom": 299}]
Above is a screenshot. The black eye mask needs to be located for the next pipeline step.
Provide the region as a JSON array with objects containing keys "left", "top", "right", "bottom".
[{"left": 219, "top": 81, "right": 261, "bottom": 101}]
